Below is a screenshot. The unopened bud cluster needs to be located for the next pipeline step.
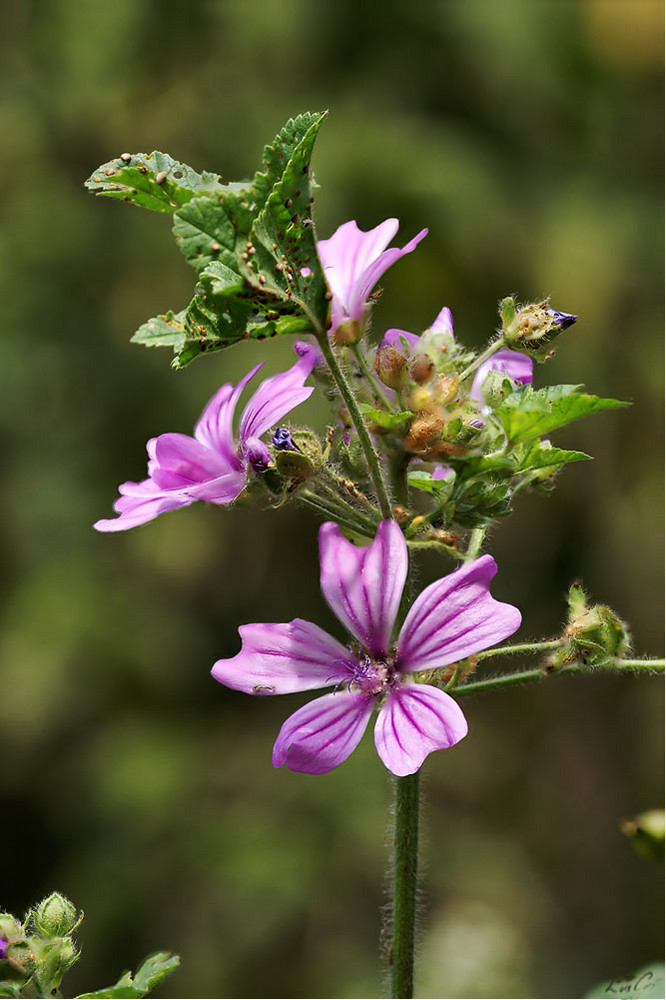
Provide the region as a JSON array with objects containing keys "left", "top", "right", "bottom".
[
  {"left": 0, "top": 893, "right": 82, "bottom": 997},
  {"left": 547, "top": 584, "right": 630, "bottom": 671},
  {"left": 501, "top": 296, "right": 577, "bottom": 358}
]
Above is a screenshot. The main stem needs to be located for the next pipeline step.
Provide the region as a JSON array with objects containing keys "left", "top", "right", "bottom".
[
  {"left": 317, "top": 333, "right": 393, "bottom": 519},
  {"left": 392, "top": 771, "right": 420, "bottom": 999}
]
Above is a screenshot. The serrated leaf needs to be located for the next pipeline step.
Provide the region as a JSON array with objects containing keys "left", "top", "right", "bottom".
[
  {"left": 85, "top": 152, "right": 223, "bottom": 212},
  {"left": 75, "top": 952, "right": 180, "bottom": 999},
  {"left": 360, "top": 405, "right": 412, "bottom": 430},
  {"left": 173, "top": 261, "right": 311, "bottom": 368},
  {"left": 242, "top": 112, "right": 329, "bottom": 330},
  {"left": 131, "top": 311, "right": 187, "bottom": 350},
  {"left": 496, "top": 384, "right": 628, "bottom": 443},
  {"left": 519, "top": 443, "right": 592, "bottom": 471}
]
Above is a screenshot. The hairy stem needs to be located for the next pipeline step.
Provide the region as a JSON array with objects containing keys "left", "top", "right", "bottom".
[
  {"left": 477, "top": 639, "right": 563, "bottom": 660},
  {"left": 454, "top": 657, "right": 665, "bottom": 698},
  {"left": 299, "top": 491, "right": 374, "bottom": 538},
  {"left": 463, "top": 526, "right": 487, "bottom": 562},
  {"left": 459, "top": 336, "right": 506, "bottom": 383},
  {"left": 317, "top": 333, "right": 393, "bottom": 519},
  {"left": 391, "top": 771, "right": 420, "bottom": 999}
]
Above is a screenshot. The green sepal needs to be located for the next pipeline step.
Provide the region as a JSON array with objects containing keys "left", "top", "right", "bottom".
[
  {"left": 0, "top": 982, "right": 24, "bottom": 998},
  {"left": 452, "top": 479, "right": 512, "bottom": 527},
  {"left": 407, "top": 470, "right": 454, "bottom": 497},
  {"left": 85, "top": 152, "right": 223, "bottom": 212},
  {"left": 360, "top": 405, "right": 413, "bottom": 431},
  {"left": 75, "top": 952, "right": 180, "bottom": 999},
  {"left": 496, "top": 384, "right": 628, "bottom": 443}
]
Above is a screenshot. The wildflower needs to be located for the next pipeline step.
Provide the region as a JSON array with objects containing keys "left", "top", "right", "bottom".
[
  {"left": 470, "top": 349, "right": 534, "bottom": 404},
  {"left": 212, "top": 520, "right": 521, "bottom": 775},
  {"left": 318, "top": 220, "right": 427, "bottom": 338},
  {"left": 94, "top": 344, "right": 318, "bottom": 532},
  {"left": 381, "top": 306, "right": 454, "bottom": 353}
]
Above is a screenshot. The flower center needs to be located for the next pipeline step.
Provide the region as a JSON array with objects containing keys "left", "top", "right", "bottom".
[{"left": 349, "top": 655, "right": 398, "bottom": 696}]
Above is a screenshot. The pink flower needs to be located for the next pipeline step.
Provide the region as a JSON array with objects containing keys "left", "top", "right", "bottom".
[
  {"left": 381, "top": 306, "right": 454, "bottom": 352},
  {"left": 317, "top": 220, "right": 428, "bottom": 334},
  {"left": 212, "top": 520, "right": 521, "bottom": 776},
  {"left": 94, "top": 344, "right": 318, "bottom": 532},
  {"left": 470, "top": 349, "right": 533, "bottom": 404}
]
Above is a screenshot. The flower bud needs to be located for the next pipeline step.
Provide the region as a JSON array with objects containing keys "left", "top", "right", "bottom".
[
  {"left": 621, "top": 809, "right": 665, "bottom": 862},
  {"left": 405, "top": 413, "right": 445, "bottom": 453},
  {"left": 374, "top": 345, "right": 408, "bottom": 389},
  {"left": 0, "top": 916, "right": 21, "bottom": 942},
  {"left": 548, "top": 583, "right": 631, "bottom": 670},
  {"left": 274, "top": 428, "right": 322, "bottom": 481},
  {"left": 32, "top": 894, "right": 79, "bottom": 938},
  {"left": 333, "top": 319, "right": 363, "bottom": 346},
  {"left": 503, "top": 299, "right": 577, "bottom": 357},
  {"left": 432, "top": 373, "right": 460, "bottom": 406},
  {"left": 409, "top": 352, "right": 435, "bottom": 384},
  {"left": 410, "top": 386, "right": 435, "bottom": 412},
  {"left": 244, "top": 437, "right": 272, "bottom": 474}
]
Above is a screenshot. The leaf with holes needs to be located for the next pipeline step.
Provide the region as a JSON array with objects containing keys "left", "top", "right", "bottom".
[{"left": 85, "top": 152, "right": 223, "bottom": 212}]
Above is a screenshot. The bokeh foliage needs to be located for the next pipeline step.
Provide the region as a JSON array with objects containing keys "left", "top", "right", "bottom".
[{"left": 0, "top": 1, "right": 662, "bottom": 998}]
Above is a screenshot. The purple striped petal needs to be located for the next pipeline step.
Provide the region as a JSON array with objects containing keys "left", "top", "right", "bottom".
[
  {"left": 94, "top": 479, "right": 193, "bottom": 532},
  {"left": 238, "top": 344, "right": 318, "bottom": 444},
  {"left": 211, "top": 619, "right": 354, "bottom": 695},
  {"left": 194, "top": 365, "right": 262, "bottom": 464},
  {"left": 470, "top": 349, "right": 533, "bottom": 404},
  {"left": 317, "top": 219, "right": 427, "bottom": 332},
  {"left": 374, "top": 682, "right": 468, "bottom": 776},
  {"left": 319, "top": 520, "right": 408, "bottom": 657},
  {"left": 272, "top": 690, "right": 375, "bottom": 774},
  {"left": 396, "top": 555, "right": 521, "bottom": 673},
  {"left": 151, "top": 433, "right": 231, "bottom": 488}
]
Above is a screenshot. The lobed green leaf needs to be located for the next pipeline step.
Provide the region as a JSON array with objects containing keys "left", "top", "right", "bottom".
[
  {"left": 360, "top": 405, "right": 412, "bottom": 431},
  {"left": 75, "top": 952, "right": 180, "bottom": 999},
  {"left": 496, "top": 384, "right": 628, "bottom": 443}
]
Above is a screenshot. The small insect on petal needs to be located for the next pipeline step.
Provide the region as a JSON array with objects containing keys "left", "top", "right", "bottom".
[{"left": 155, "top": 171, "right": 167, "bottom": 185}]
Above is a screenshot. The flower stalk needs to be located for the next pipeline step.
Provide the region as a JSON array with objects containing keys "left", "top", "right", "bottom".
[
  {"left": 391, "top": 772, "right": 420, "bottom": 999},
  {"left": 317, "top": 332, "right": 394, "bottom": 519}
]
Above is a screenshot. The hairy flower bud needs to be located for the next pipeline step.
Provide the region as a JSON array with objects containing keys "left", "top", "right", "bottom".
[
  {"left": 33, "top": 894, "right": 79, "bottom": 938},
  {"left": 409, "top": 352, "right": 435, "bottom": 384},
  {"left": 333, "top": 319, "right": 363, "bottom": 346},
  {"left": 274, "top": 428, "right": 322, "bottom": 481},
  {"left": 548, "top": 583, "right": 631, "bottom": 670},
  {"left": 410, "top": 386, "right": 435, "bottom": 412},
  {"left": 432, "top": 373, "right": 460, "bottom": 406},
  {"left": 374, "top": 345, "right": 408, "bottom": 389},
  {"left": 503, "top": 299, "right": 577, "bottom": 357},
  {"left": 405, "top": 413, "right": 445, "bottom": 453}
]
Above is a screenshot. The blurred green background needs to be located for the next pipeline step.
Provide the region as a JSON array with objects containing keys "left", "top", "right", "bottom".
[{"left": 0, "top": 1, "right": 663, "bottom": 997}]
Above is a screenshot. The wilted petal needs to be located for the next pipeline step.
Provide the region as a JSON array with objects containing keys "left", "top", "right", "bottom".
[
  {"left": 272, "top": 690, "right": 374, "bottom": 774},
  {"left": 211, "top": 619, "right": 354, "bottom": 695},
  {"left": 396, "top": 555, "right": 521, "bottom": 673},
  {"left": 319, "top": 520, "right": 407, "bottom": 657},
  {"left": 194, "top": 365, "right": 262, "bottom": 463},
  {"left": 470, "top": 349, "right": 533, "bottom": 404},
  {"left": 239, "top": 344, "right": 318, "bottom": 444},
  {"left": 374, "top": 682, "right": 468, "bottom": 776}
]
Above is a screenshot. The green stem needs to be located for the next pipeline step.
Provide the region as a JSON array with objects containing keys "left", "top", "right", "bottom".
[
  {"left": 463, "top": 526, "right": 487, "bottom": 562},
  {"left": 454, "top": 657, "right": 664, "bottom": 698},
  {"left": 299, "top": 491, "right": 374, "bottom": 538},
  {"left": 352, "top": 343, "right": 394, "bottom": 411},
  {"left": 477, "top": 639, "right": 563, "bottom": 660},
  {"left": 317, "top": 334, "right": 393, "bottom": 519},
  {"left": 391, "top": 772, "right": 420, "bottom": 999},
  {"left": 459, "top": 336, "right": 506, "bottom": 383}
]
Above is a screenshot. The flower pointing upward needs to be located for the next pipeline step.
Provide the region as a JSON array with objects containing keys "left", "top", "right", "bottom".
[
  {"left": 318, "top": 219, "right": 427, "bottom": 336},
  {"left": 212, "top": 520, "right": 521, "bottom": 776},
  {"left": 94, "top": 343, "right": 318, "bottom": 532}
]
